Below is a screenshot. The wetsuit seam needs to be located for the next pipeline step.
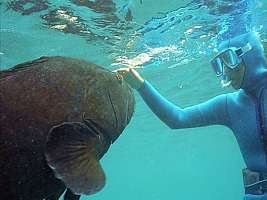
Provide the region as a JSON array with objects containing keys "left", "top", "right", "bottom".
[
  {"left": 252, "top": 90, "right": 267, "bottom": 170},
  {"left": 225, "top": 94, "right": 232, "bottom": 128}
]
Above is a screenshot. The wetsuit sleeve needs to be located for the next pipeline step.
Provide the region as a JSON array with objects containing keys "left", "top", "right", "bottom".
[{"left": 137, "top": 80, "right": 230, "bottom": 129}]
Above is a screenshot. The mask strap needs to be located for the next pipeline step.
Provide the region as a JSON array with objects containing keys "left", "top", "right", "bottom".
[{"left": 240, "top": 43, "right": 252, "bottom": 56}]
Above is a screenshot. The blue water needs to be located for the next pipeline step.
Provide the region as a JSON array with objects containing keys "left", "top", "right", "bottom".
[{"left": 1, "top": 0, "right": 267, "bottom": 200}]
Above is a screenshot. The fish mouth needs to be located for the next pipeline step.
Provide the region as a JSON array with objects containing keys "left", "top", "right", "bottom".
[
  {"left": 105, "top": 85, "right": 131, "bottom": 142},
  {"left": 82, "top": 85, "right": 129, "bottom": 148},
  {"left": 106, "top": 88, "right": 119, "bottom": 133}
]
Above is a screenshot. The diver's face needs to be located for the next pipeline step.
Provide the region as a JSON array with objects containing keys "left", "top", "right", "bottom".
[{"left": 223, "top": 61, "right": 245, "bottom": 89}]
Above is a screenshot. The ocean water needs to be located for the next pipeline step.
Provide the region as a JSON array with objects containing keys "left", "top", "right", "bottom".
[{"left": 1, "top": 0, "right": 267, "bottom": 200}]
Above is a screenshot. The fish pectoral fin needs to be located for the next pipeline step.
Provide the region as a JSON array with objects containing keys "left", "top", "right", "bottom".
[{"left": 45, "top": 122, "right": 106, "bottom": 195}]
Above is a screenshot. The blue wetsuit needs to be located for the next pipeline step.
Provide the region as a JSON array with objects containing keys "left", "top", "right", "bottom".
[{"left": 137, "top": 32, "right": 267, "bottom": 199}]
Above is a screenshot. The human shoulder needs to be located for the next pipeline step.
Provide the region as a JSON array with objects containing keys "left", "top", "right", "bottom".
[
  {"left": 263, "top": 40, "right": 267, "bottom": 60},
  {"left": 226, "top": 89, "right": 252, "bottom": 105}
]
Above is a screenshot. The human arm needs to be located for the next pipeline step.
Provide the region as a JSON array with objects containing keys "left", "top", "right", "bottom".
[
  {"left": 138, "top": 80, "right": 230, "bottom": 129},
  {"left": 114, "top": 68, "right": 230, "bottom": 129}
]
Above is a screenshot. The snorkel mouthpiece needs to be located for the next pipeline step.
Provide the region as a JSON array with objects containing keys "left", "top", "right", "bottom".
[{"left": 220, "top": 75, "right": 232, "bottom": 88}]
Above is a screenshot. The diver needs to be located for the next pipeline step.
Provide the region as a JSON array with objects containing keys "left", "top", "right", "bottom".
[{"left": 114, "top": 31, "right": 267, "bottom": 200}]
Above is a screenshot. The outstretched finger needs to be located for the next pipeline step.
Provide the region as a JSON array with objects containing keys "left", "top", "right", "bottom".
[
  {"left": 112, "top": 67, "right": 130, "bottom": 73},
  {"left": 129, "top": 65, "right": 144, "bottom": 69}
]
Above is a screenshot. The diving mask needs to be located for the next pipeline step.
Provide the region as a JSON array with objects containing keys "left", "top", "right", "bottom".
[{"left": 210, "top": 43, "right": 252, "bottom": 77}]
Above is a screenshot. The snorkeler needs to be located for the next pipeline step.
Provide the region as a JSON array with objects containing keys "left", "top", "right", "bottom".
[{"left": 114, "top": 31, "right": 267, "bottom": 200}]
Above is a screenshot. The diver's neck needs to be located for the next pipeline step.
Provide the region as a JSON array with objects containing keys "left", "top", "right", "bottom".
[{"left": 244, "top": 70, "right": 267, "bottom": 98}]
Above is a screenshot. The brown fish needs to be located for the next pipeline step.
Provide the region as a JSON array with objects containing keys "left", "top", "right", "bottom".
[{"left": 0, "top": 56, "right": 135, "bottom": 200}]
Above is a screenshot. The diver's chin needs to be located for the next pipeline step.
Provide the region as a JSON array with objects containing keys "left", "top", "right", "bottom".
[
  {"left": 231, "top": 82, "right": 241, "bottom": 90},
  {"left": 221, "top": 80, "right": 232, "bottom": 88}
]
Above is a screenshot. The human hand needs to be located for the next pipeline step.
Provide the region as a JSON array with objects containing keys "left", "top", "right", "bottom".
[{"left": 113, "top": 67, "right": 144, "bottom": 90}]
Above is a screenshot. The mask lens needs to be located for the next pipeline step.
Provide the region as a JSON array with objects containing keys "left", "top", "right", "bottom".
[
  {"left": 221, "top": 49, "right": 239, "bottom": 68},
  {"left": 211, "top": 57, "right": 223, "bottom": 76}
]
